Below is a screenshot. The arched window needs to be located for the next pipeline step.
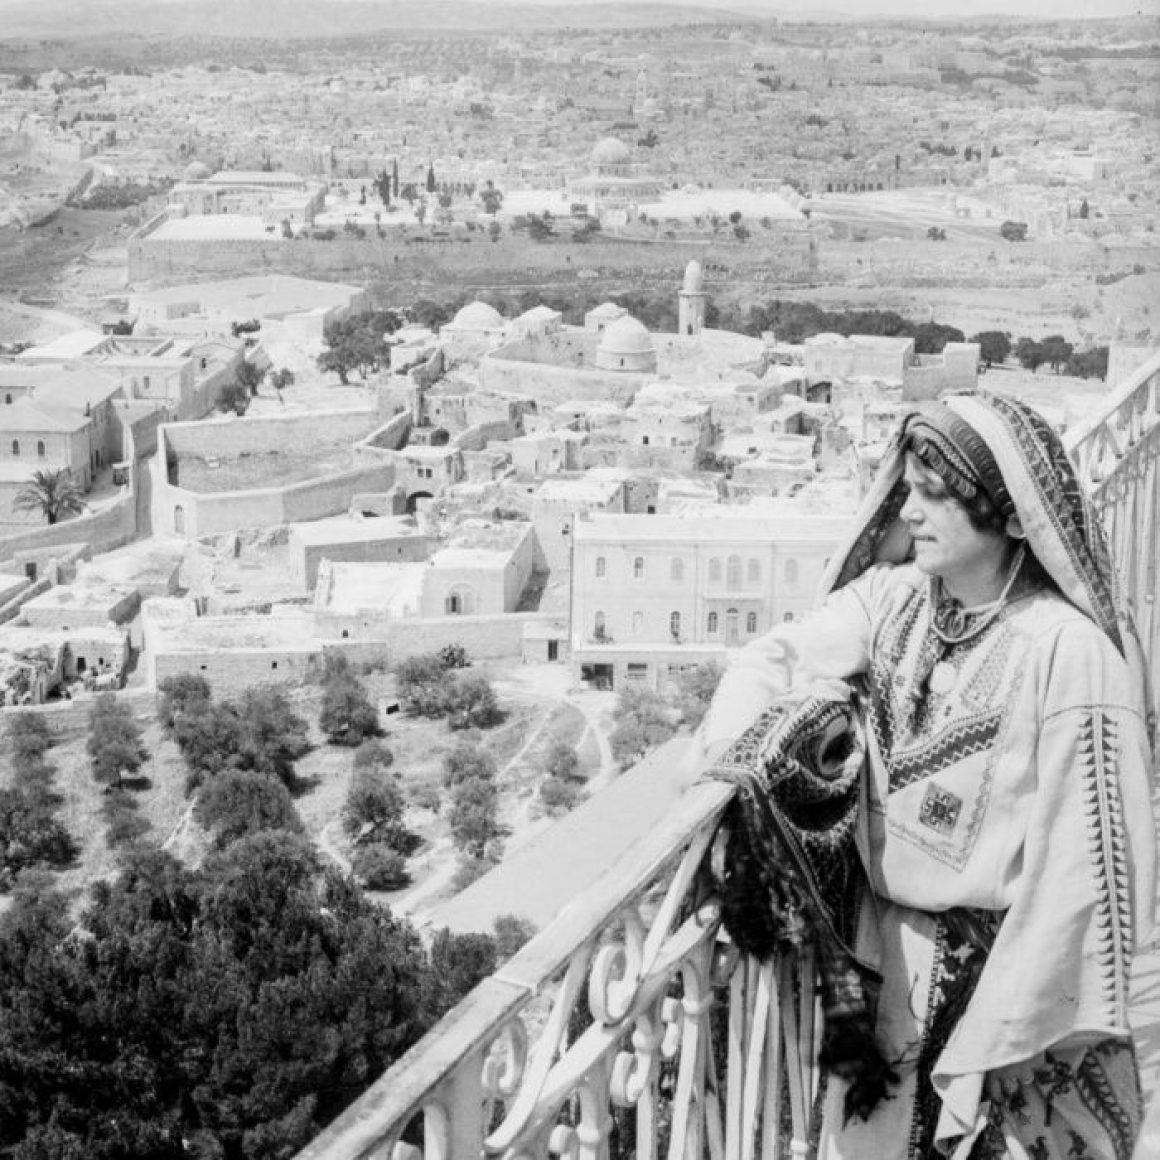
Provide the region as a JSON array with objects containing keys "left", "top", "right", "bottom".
[
  {"left": 726, "top": 608, "right": 740, "bottom": 643},
  {"left": 4, "top": 394, "right": 11, "bottom": 404},
  {"left": 670, "top": 557, "right": 683, "bottom": 582},
  {"left": 785, "top": 558, "right": 799, "bottom": 585},
  {"left": 707, "top": 611, "right": 719, "bottom": 634},
  {"left": 173, "top": 505, "right": 185, "bottom": 535},
  {"left": 36, "top": 441, "right": 45, "bottom": 458},
  {"left": 595, "top": 556, "right": 606, "bottom": 579},
  {"left": 594, "top": 611, "right": 607, "bottom": 639},
  {"left": 746, "top": 611, "right": 758, "bottom": 634},
  {"left": 10, "top": 440, "right": 18, "bottom": 456},
  {"left": 670, "top": 611, "right": 681, "bottom": 638},
  {"left": 633, "top": 556, "right": 645, "bottom": 580},
  {"left": 632, "top": 611, "right": 644, "bottom": 633},
  {"left": 708, "top": 558, "right": 722, "bottom": 584},
  {"left": 747, "top": 558, "right": 761, "bottom": 584},
  {"left": 726, "top": 555, "right": 742, "bottom": 589}
]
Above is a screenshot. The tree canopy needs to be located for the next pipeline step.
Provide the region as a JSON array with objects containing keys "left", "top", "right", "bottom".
[{"left": 13, "top": 468, "right": 86, "bottom": 526}]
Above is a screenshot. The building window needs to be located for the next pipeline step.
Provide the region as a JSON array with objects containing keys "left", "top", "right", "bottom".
[
  {"left": 632, "top": 611, "right": 644, "bottom": 633},
  {"left": 4, "top": 394, "right": 10, "bottom": 404},
  {"left": 708, "top": 558, "right": 722, "bottom": 584},
  {"left": 726, "top": 555, "right": 742, "bottom": 589},
  {"left": 626, "top": 662, "right": 648, "bottom": 683},
  {"left": 11, "top": 440, "right": 18, "bottom": 456},
  {"left": 670, "top": 611, "right": 681, "bottom": 638},
  {"left": 670, "top": 557, "right": 683, "bottom": 582},
  {"left": 747, "top": 558, "right": 761, "bottom": 584},
  {"left": 36, "top": 441, "right": 45, "bottom": 458},
  {"left": 746, "top": 611, "right": 758, "bottom": 634},
  {"left": 633, "top": 556, "right": 645, "bottom": 580},
  {"left": 785, "top": 558, "right": 799, "bottom": 585},
  {"left": 595, "top": 556, "right": 606, "bottom": 579},
  {"left": 594, "top": 611, "right": 607, "bottom": 640},
  {"left": 707, "top": 611, "right": 719, "bottom": 634}
]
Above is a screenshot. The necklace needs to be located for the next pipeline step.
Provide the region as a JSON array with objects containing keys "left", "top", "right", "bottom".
[{"left": 927, "top": 544, "right": 1027, "bottom": 696}]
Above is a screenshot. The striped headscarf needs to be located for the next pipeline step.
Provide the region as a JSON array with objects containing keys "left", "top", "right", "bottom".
[{"left": 819, "top": 391, "right": 1149, "bottom": 716}]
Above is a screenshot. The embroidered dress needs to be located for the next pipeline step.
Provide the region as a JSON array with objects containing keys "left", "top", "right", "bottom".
[{"left": 696, "top": 393, "right": 1155, "bottom": 1159}]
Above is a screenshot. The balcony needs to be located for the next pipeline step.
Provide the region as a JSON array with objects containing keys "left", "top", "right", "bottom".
[{"left": 296, "top": 354, "right": 1160, "bottom": 1159}]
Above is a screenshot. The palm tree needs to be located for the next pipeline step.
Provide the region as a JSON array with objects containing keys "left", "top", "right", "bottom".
[{"left": 13, "top": 468, "right": 86, "bottom": 525}]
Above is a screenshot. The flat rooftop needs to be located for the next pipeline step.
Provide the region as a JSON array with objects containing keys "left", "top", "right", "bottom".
[
  {"left": 318, "top": 562, "right": 425, "bottom": 617},
  {"left": 574, "top": 511, "right": 853, "bottom": 543},
  {"left": 289, "top": 515, "right": 424, "bottom": 548}
]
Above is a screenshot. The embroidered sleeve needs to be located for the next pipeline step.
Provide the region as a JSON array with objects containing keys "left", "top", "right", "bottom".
[{"left": 696, "top": 564, "right": 909, "bottom": 763}]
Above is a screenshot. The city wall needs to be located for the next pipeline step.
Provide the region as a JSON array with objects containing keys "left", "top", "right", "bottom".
[
  {"left": 481, "top": 354, "right": 644, "bottom": 406},
  {"left": 151, "top": 645, "right": 323, "bottom": 696},
  {"left": 128, "top": 229, "right": 818, "bottom": 291}
]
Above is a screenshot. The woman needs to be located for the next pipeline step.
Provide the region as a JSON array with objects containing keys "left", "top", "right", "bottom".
[{"left": 695, "top": 391, "right": 1155, "bottom": 1159}]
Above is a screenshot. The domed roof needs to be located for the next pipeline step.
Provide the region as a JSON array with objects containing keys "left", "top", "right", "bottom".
[
  {"left": 597, "top": 315, "right": 654, "bottom": 357},
  {"left": 450, "top": 300, "right": 504, "bottom": 330},
  {"left": 183, "top": 160, "right": 212, "bottom": 182},
  {"left": 591, "top": 137, "right": 631, "bottom": 169},
  {"left": 682, "top": 260, "right": 704, "bottom": 293}
]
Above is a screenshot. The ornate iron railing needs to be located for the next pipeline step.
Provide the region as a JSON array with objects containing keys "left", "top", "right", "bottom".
[
  {"left": 1064, "top": 350, "right": 1160, "bottom": 727},
  {"left": 296, "top": 355, "right": 1159, "bottom": 1160},
  {"left": 295, "top": 779, "right": 833, "bottom": 1160}
]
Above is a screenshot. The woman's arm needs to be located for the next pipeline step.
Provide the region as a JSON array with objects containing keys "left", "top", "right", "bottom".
[{"left": 694, "top": 564, "right": 906, "bottom": 766}]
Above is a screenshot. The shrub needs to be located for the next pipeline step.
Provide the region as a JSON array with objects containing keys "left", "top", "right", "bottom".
[
  {"left": 442, "top": 740, "right": 496, "bottom": 788},
  {"left": 158, "top": 674, "right": 212, "bottom": 734},
  {"left": 8, "top": 711, "right": 51, "bottom": 765},
  {"left": 447, "top": 777, "right": 503, "bottom": 859},
  {"left": 343, "top": 769, "right": 405, "bottom": 840},
  {"left": 445, "top": 672, "right": 501, "bottom": 730},
  {"left": 0, "top": 788, "right": 77, "bottom": 882},
  {"left": 439, "top": 643, "right": 470, "bottom": 669},
  {"left": 409, "top": 783, "right": 441, "bottom": 812},
  {"left": 539, "top": 775, "right": 582, "bottom": 816},
  {"left": 86, "top": 694, "right": 148, "bottom": 790},
  {"left": 396, "top": 653, "right": 451, "bottom": 717},
  {"left": 352, "top": 739, "right": 394, "bottom": 772},
  {"left": 352, "top": 844, "right": 410, "bottom": 890},
  {"left": 195, "top": 769, "right": 304, "bottom": 848},
  {"left": 544, "top": 739, "right": 579, "bottom": 782},
  {"left": 319, "top": 668, "right": 382, "bottom": 747},
  {"left": 492, "top": 914, "right": 536, "bottom": 960},
  {"left": 450, "top": 853, "right": 500, "bottom": 893},
  {"left": 102, "top": 793, "right": 151, "bottom": 848}
]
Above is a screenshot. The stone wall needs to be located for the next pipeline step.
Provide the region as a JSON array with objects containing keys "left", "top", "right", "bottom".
[
  {"left": 164, "top": 409, "right": 378, "bottom": 461},
  {"left": 481, "top": 355, "right": 644, "bottom": 406},
  {"left": 316, "top": 611, "right": 557, "bottom": 664},
  {"left": 153, "top": 458, "right": 395, "bottom": 539},
  {"left": 152, "top": 646, "right": 323, "bottom": 696}
]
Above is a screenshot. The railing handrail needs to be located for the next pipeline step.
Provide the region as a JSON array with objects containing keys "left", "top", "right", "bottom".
[
  {"left": 1063, "top": 349, "right": 1160, "bottom": 456},
  {"left": 294, "top": 778, "right": 735, "bottom": 1160}
]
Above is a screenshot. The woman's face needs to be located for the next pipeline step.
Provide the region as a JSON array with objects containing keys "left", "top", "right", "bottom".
[{"left": 899, "top": 453, "right": 1010, "bottom": 584}]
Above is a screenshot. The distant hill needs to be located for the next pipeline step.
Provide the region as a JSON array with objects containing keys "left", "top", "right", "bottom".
[{"left": 0, "top": 0, "right": 765, "bottom": 40}]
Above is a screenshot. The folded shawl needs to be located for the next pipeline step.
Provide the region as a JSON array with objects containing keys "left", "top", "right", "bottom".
[{"left": 707, "top": 682, "right": 899, "bottom": 1124}]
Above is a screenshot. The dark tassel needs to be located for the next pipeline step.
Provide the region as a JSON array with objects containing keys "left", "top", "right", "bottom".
[{"left": 820, "top": 1016, "right": 900, "bottom": 1124}]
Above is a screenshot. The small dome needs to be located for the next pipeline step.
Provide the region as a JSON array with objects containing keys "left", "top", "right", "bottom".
[
  {"left": 682, "top": 260, "right": 704, "bottom": 293},
  {"left": 450, "top": 300, "right": 504, "bottom": 330},
  {"left": 591, "top": 137, "right": 631, "bottom": 169},
  {"left": 598, "top": 315, "right": 654, "bottom": 357},
  {"left": 183, "top": 161, "right": 212, "bottom": 181}
]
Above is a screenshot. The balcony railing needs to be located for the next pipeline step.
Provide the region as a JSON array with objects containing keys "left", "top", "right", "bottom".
[
  {"left": 297, "top": 355, "right": 1160, "bottom": 1160},
  {"left": 296, "top": 778, "right": 834, "bottom": 1160},
  {"left": 1064, "top": 350, "right": 1160, "bottom": 728}
]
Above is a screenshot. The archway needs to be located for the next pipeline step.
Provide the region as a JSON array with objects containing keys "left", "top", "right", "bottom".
[{"left": 406, "top": 490, "right": 433, "bottom": 514}]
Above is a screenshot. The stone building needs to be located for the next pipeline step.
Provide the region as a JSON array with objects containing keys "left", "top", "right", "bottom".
[{"left": 569, "top": 510, "right": 849, "bottom": 692}]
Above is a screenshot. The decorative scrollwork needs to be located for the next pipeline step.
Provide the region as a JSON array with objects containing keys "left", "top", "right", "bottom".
[{"left": 482, "top": 1017, "right": 529, "bottom": 1100}]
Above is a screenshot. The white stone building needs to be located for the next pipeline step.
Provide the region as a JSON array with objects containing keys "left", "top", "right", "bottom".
[{"left": 569, "top": 510, "right": 849, "bottom": 692}]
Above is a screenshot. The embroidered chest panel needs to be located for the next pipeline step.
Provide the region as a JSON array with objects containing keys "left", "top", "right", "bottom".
[{"left": 866, "top": 588, "right": 1028, "bottom": 869}]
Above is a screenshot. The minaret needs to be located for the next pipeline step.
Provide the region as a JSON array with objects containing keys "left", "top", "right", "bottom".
[{"left": 679, "top": 260, "right": 706, "bottom": 337}]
